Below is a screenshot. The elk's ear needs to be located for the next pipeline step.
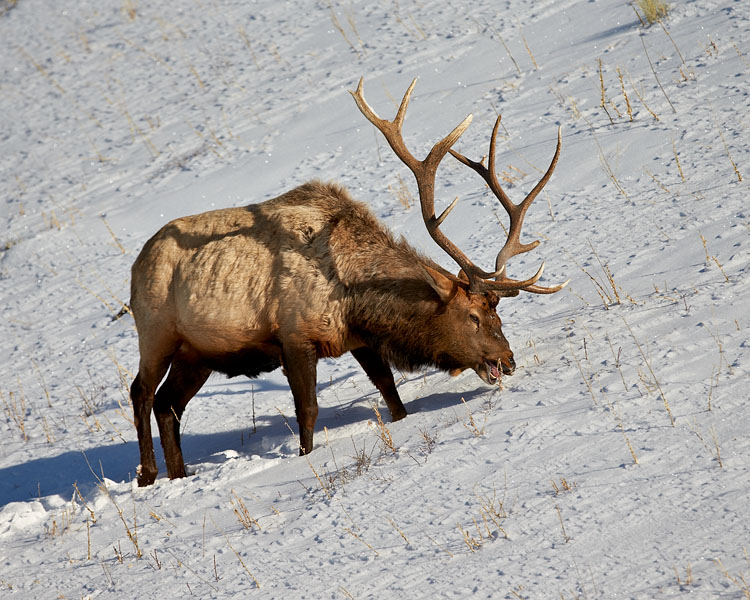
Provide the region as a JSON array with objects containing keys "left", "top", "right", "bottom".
[
  {"left": 486, "top": 290, "right": 500, "bottom": 309},
  {"left": 422, "top": 264, "right": 458, "bottom": 304}
]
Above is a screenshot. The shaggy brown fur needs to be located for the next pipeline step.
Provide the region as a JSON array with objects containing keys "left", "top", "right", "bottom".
[{"left": 130, "top": 180, "right": 515, "bottom": 486}]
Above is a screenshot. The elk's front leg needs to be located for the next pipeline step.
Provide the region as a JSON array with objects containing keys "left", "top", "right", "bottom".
[
  {"left": 282, "top": 340, "right": 319, "bottom": 455},
  {"left": 351, "top": 347, "right": 407, "bottom": 421}
]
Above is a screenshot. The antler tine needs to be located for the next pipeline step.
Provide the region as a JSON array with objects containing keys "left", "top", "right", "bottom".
[
  {"left": 450, "top": 115, "right": 514, "bottom": 215},
  {"left": 350, "top": 77, "right": 421, "bottom": 174},
  {"left": 351, "top": 77, "right": 503, "bottom": 289},
  {"left": 450, "top": 120, "right": 567, "bottom": 294},
  {"left": 523, "top": 278, "right": 570, "bottom": 294},
  {"left": 394, "top": 78, "right": 417, "bottom": 129}
]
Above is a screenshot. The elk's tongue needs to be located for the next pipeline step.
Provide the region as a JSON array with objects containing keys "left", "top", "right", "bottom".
[{"left": 486, "top": 360, "right": 500, "bottom": 380}]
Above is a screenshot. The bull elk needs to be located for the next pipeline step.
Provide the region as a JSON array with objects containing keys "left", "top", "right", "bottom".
[{"left": 129, "top": 78, "right": 567, "bottom": 486}]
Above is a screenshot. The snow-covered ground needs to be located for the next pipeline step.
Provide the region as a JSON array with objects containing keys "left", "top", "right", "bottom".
[{"left": 1, "top": 0, "right": 748, "bottom": 597}]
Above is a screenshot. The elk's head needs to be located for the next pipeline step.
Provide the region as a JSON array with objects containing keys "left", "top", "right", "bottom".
[
  {"left": 423, "top": 266, "right": 513, "bottom": 384},
  {"left": 351, "top": 78, "right": 568, "bottom": 385}
]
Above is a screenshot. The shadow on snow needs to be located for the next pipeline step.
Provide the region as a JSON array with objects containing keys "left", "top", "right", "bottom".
[{"left": 0, "top": 384, "right": 480, "bottom": 507}]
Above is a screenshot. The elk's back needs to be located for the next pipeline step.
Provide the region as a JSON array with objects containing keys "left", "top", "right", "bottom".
[{"left": 130, "top": 181, "right": 367, "bottom": 356}]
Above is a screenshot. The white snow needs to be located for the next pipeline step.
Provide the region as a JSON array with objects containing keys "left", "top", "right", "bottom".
[{"left": 1, "top": 0, "right": 748, "bottom": 597}]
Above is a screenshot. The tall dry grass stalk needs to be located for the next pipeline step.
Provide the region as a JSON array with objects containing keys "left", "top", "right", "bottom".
[
  {"left": 622, "top": 317, "right": 674, "bottom": 426},
  {"left": 714, "top": 119, "right": 743, "bottom": 182},
  {"left": 484, "top": 19, "right": 520, "bottom": 74},
  {"left": 640, "top": 35, "right": 676, "bottom": 114},
  {"left": 370, "top": 404, "right": 396, "bottom": 454},
  {"left": 522, "top": 33, "right": 539, "bottom": 69},
  {"left": 597, "top": 59, "right": 614, "bottom": 125},
  {"left": 617, "top": 67, "right": 633, "bottom": 121},
  {"left": 672, "top": 140, "right": 686, "bottom": 181},
  {"left": 210, "top": 513, "right": 260, "bottom": 588},
  {"left": 555, "top": 504, "right": 570, "bottom": 543},
  {"left": 328, "top": 2, "right": 363, "bottom": 57}
]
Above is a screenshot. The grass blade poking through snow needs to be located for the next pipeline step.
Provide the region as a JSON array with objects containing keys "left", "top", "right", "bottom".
[{"left": 622, "top": 317, "right": 674, "bottom": 426}]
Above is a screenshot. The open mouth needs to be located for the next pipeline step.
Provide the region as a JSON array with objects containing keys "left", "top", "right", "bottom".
[
  {"left": 485, "top": 360, "right": 501, "bottom": 385},
  {"left": 478, "top": 357, "right": 515, "bottom": 386}
]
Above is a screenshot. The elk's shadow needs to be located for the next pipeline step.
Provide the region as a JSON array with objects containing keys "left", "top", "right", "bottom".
[{"left": 0, "top": 384, "right": 480, "bottom": 507}]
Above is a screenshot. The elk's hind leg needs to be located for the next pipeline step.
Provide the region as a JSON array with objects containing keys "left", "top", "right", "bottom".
[
  {"left": 351, "top": 347, "right": 407, "bottom": 421},
  {"left": 153, "top": 345, "right": 211, "bottom": 480},
  {"left": 132, "top": 344, "right": 177, "bottom": 487}
]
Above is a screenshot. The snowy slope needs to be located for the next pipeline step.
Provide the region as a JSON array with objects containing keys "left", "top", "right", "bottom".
[{"left": 1, "top": 0, "right": 749, "bottom": 597}]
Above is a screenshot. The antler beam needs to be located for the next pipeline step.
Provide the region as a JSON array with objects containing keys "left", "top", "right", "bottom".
[
  {"left": 449, "top": 115, "right": 568, "bottom": 294},
  {"left": 351, "top": 78, "right": 567, "bottom": 295},
  {"left": 350, "top": 78, "right": 506, "bottom": 285}
]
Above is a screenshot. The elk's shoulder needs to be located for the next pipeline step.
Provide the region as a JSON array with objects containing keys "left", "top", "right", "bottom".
[{"left": 261, "top": 180, "right": 376, "bottom": 221}]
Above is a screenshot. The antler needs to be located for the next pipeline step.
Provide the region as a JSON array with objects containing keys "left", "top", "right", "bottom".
[
  {"left": 350, "top": 78, "right": 505, "bottom": 288},
  {"left": 350, "top": 77, "right": 567, "bottom": 295},
  {"left": 449, "top": 115, "right": 569, "bottom": 294}
]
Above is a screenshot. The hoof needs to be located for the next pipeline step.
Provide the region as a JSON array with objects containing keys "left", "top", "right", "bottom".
[
  {"left": 390, "top": 407, "right": 408, "bottom": 422},
  {"left": 137, "top": 465, "right": 158, "bottom": 487}
]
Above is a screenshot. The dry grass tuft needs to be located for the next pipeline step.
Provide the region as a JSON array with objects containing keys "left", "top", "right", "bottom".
[
  {"left": 121, "top": 0, "right": 137, "bottom": 21},
  {"left": 570, "top": 243, "right": 634, "bottom": 309},
  {"left": 1, "top": 389, "right": 28, "bottom": 441},
  {"left": 457, "top": 482, "right": 511, "bottom": 551},
  {"left": 388, "top": 174, "right": 414, "bottom": 209},
  {"left": 230, "top": 490, "right": 261, "bottom": 531},
  {"left": 475, "top": 483, "right": 509, "bottom": 539},
  {"left": 635, "top": 0, "right": 669, "bottom": 25},
  {"left": 714, "top": 556, "right": 750, "bottom": 598},
  {"left": 460, "top": 397, "right": 487, "bottom": 437},
  {"left": 689, "top": 420, "right": 724, "bottom": 469},
  {"left": 598, "top": 59, "right": 614, "bottom": 125},
  {"left": 45, "top": 496, "right": 76, "bottom": 537},
  {"left": 0, "top": 0, "right": 20, "bottom": 17},
  {"left": 457, "top": 521, "right": 484, "bottom": 552},
  {"left": 388, "top": 516, "right": 412, "bottom": 547},
  {"left": 550, "top": 478, "right": 577, "bottom": 496},
  {"left": 350, "top": 436, "right": 375, "bottom": 475},
  {"left": 418, "top": 427, "right": 438, "bottom": 456},
  {"left": 673, "top": 563, "right": 694, "bottom": 587}
]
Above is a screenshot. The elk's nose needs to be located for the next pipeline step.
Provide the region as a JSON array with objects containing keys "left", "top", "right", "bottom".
[{"left": 503, "top": 357, "right": 516, "bottom": 375}]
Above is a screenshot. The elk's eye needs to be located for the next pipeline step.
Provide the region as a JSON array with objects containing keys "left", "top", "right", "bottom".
[{"left": 469, "top": 314, "right": 480, "bottom": 325}]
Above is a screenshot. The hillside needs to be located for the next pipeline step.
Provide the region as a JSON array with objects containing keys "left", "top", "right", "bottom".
[{"left": 1, "top": 0, "right": 748, "bottom": 597}]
